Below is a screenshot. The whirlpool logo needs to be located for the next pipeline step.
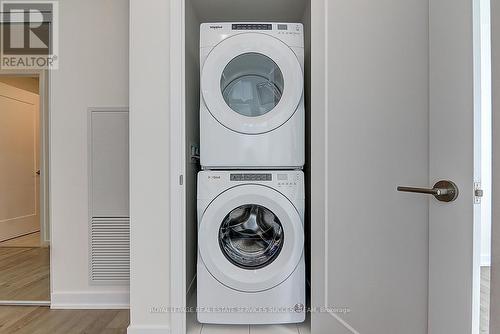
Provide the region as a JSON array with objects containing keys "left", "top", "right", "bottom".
[{"left": 209, "top": 25, "right": 223, "bottom": 29}]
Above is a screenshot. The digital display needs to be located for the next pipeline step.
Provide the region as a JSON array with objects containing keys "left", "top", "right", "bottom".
[
  {"left": 232, "top": 24, "right": 272, "bottom": 30},
  {"left": 230, "top": 173, "right": 272, "bottom": 181},
  {"left": 277, "top": 174, "right": 288, "bottom": 181}
]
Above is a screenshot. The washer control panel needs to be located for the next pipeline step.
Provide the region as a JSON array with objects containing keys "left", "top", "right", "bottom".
[{"left": 198, "top": 171, "right": 304, "bottom": 200}]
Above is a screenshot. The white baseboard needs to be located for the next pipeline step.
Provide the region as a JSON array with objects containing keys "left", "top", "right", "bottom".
[
  {"left": 481, "top": 254, "right": 491, "bottom": 267},
  {"left": 127, "top": 325, "right": 171, "bottom": 334},
  {"left": 51, "top": 291, "right": 129, "bottom": 309}
]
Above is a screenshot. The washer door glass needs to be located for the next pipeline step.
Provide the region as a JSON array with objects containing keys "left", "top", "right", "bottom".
[
  {"left": 219, "top": 204, "right": 284, "bottom": 269},
  {"left": 220, "top": 53, "right": 284, "bottom": 117}
]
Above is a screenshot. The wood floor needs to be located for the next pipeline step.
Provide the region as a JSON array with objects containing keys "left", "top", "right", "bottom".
[
  {"left": 0, "top": 307, "right": 129, "bottom": 334},
  {"left": 481, "top": 266, "right": 490, "bottom": 334},
  {"left": 0, "top": 247, "right": 49, "bottom": 301}
]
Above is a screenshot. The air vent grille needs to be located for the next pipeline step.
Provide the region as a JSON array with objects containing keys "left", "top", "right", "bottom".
[{"left": 90, "top": 217, "right": 130, "bottom": 283}]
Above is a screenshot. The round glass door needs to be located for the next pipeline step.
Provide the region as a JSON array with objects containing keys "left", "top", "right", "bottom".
[
  {"left": 201, "top": 33, "right": 303, "bottom": 134},
  {"left": 220, "top": 53, "right": 284, "bottom": 117},
  {"left": 198, "top": 184, "right": 304, "bottom": 291},
  {"left": 219, "top": 204, "right": 284, "bottom": 269}
]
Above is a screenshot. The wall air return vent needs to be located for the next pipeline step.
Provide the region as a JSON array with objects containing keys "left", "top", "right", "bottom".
[
  {"left": 90, "top": 217, "right": 130, "bottom": 283},
  {"left": 88, "top": 108, "right": 130, "bottom": 284}
]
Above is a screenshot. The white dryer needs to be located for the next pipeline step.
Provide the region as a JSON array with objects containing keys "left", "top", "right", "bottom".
[
  {"left": 197, "top": 170, "right": 305, "bottom": 324},
  {"left": 200, "top": 23, "right": 305, "bottom": 169}
]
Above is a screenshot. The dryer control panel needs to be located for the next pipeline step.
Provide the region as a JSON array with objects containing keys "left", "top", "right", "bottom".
[
  {"left": 200, "top": 22, "right": 304, "bottom": 48},
  {"left": 231, "top": 23, "right": 272, "bottom": 30}
]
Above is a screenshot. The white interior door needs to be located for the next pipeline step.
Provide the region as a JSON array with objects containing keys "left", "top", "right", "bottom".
[
  {"left": 311, "top": 0, "right": 476, "bottom": 333},
  {"left": 0, "top": 82, "right": 40, "bottom": 242}
]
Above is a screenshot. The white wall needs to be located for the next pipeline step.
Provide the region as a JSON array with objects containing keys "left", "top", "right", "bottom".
[
  {"left": 490, "top": 0, "right": 500, "bottom": 330},
  {"left": 128, "top": 0, "right": 172, "bottom": 332},
  {"left": 480, "top": 0, "right": 492, "bottom": 266},
  {"left": 50, "top": 0, "right": 129, "bottom": 308}
]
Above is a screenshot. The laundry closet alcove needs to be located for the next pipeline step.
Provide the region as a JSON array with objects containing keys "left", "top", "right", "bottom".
[{"left": 177, "top": 1, "right": 311, "bottom": 333}]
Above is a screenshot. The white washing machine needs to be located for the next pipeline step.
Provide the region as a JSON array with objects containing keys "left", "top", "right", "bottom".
[
  {"left": 200, "top": 22, "right": 305, "bottom": 169},
  {"left": 197, "top": 170, "right": 305, "bottom": 324}
]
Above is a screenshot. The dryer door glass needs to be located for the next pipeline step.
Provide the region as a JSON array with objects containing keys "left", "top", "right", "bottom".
[
  {"left": 220, "top": 53, "right": 284, "bottom": 117},
  {"left": 219, "top": 204, "right": 284, "bottom": 269}
]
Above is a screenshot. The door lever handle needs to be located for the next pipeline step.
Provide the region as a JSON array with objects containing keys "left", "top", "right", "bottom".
[{"left": 397, "top": 180, "right": 459, "bottom": 202}]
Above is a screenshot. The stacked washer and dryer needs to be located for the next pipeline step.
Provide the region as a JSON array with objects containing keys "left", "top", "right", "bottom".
[{"left": 197, "top": 22, "right": 305, "bottom": 325}]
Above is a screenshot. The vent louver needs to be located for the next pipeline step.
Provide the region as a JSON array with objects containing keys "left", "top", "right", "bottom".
[{"left": 90, "top": 217, "right": 130, "bottom": 283}]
